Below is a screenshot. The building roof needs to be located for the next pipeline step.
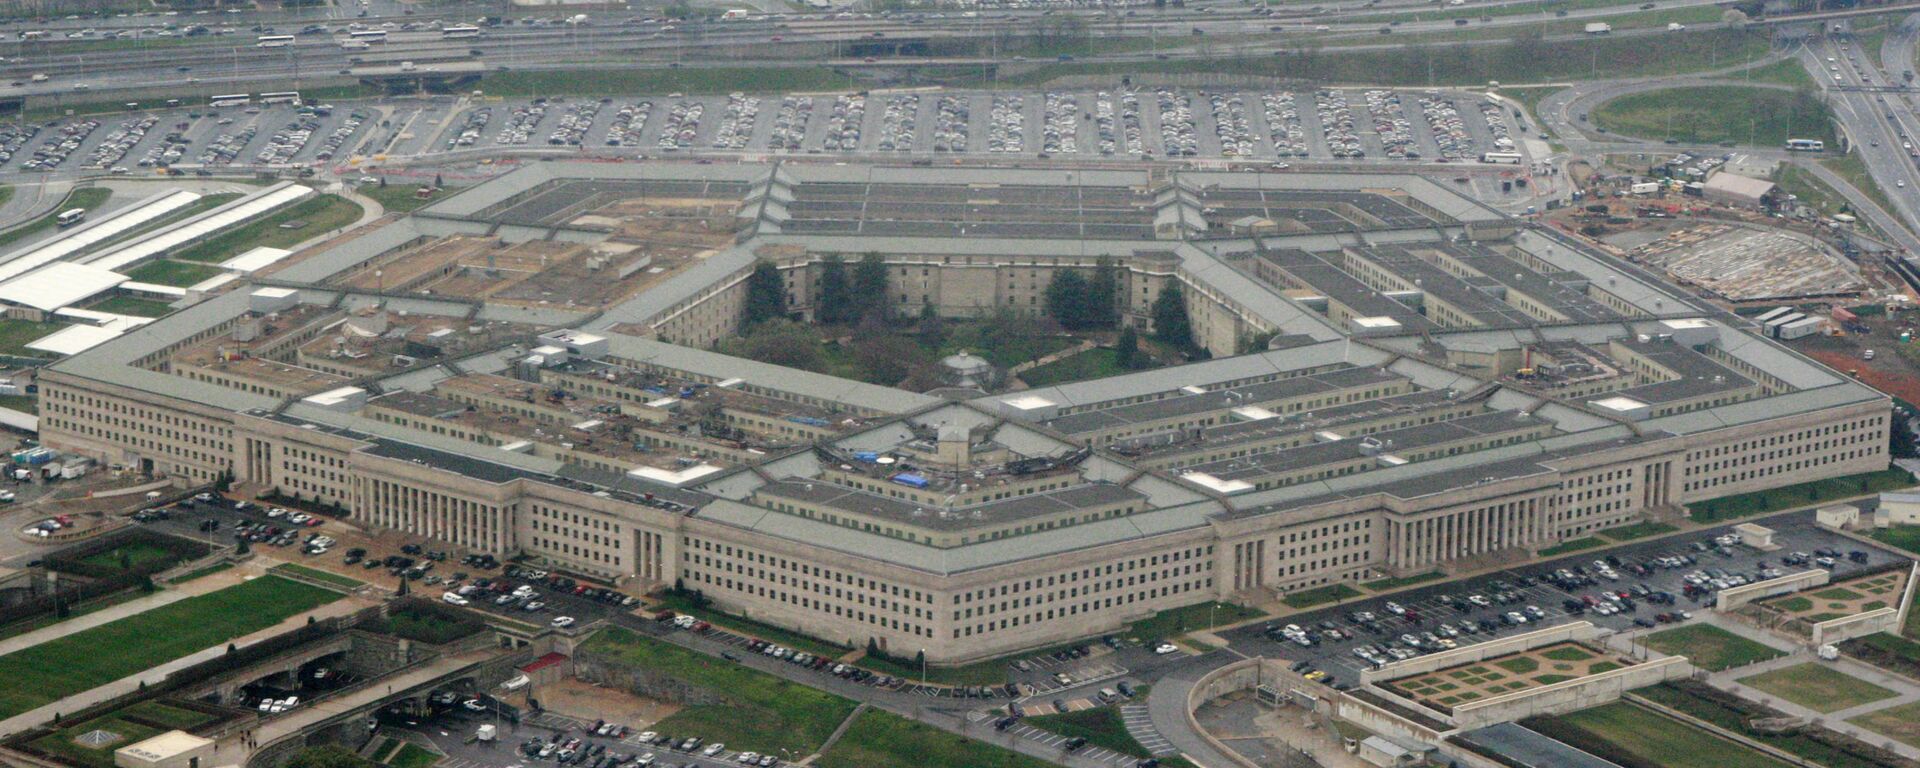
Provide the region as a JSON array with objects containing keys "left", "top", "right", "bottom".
[
  {"left": 1703, "top": 172, "right": 1777, "bottom": 200},
  {"left": 0, "top": 262, "right": 127, "bottom": 312}
]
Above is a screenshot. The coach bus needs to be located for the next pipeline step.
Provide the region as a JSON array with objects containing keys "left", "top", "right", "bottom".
[
  {"left": 350, "top": 29, "right": 388, "bottom": 43},
  {"left": 1480, "top": 151, "right": 1523, "bottom": 164},
  {"left": 441, "top": 25, "right": 480, "bottom": 38},
  {"left": 56, "top": 209, "right": 85, "bottom": 228},
  {"left": 1785, "top": 138, "right": 1826, "bottom": 152},
  {"left": 257, "top": 34, "right": 295, "bottom": 48},
  {"left": 259, "top": 91, "right": 302, "bottom": 105},
  {"left": 209, "top": 93, "right": 251, "bottom": 107}
]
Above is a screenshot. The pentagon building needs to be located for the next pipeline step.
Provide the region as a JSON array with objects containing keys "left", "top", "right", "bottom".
[{"left": 36, "top": 162, "right": 1888, "bottom": 662}]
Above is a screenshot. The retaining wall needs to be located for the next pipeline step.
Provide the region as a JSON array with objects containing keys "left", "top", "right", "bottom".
[
  {"left": 1717, "top": 569, "right": 1830, "bottom": 611},
  {"left": 1360, "top": 621, "right": 1600, "bottom": 685},
  {"left": 1449, "top": 655, "right": 1690, "bottom": 730},
  {"left": 1811, "top": 607, "right": 1900, "bottom": 646}
]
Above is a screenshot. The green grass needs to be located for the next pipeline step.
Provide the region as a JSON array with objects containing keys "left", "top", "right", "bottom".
[
  {"left": 994, "top": 28, "right": 1770, "bottom": 88},
  {"left": 124, "top": 260, "right": 223, "bottom": 288},
  {"left": 1127, "top": 601, "right": 1263, "bottom": 640},
  {"left": 360, "top": 183, "right": 439, "bottom": 214},
  {"left": 0, "top": 394, "right": 35, "bottom": 414},
  {"left": 1591, "top": 86, "right": 1833, "bottom": 147},
  {"left": 1737, "top": 663, "right": 1897, "bottom": 713},
  {"left": 1283, "top": 583, "right": 1363, "bottom": 609},
  {"left": 1729, "top": 58, "right": 1817, "bottom": 88},
  {"left": 652, "top": 591, "right": 849, "bottom": 660},
  {"left": 1540, "top": 536, "right": 1606, "bottom": 556},
  {"left": 270, "top": 563, "right": 364, "bottom": 590},
  {"left": 167, "top": 194, "right": 361, "bottom": 264},
  {"left": 1543, "top": 646, "right": 1596, "bottom": 662},
  {"left": 0, "top": 575, "right": 341, "bottom": 719},
  {"left": 1547, "top": 702, "right": 1795, "bottom": 768},
  {"left": 165, "top": 563, "right": 232, "bottom": 585},
  {"left": 478, "top": 67, "right": 854, "bottom": 98},
  {"left": 0, "top": 187, "right": 111, "bottom": 252},
  {"left": 1599, "top": 521, "right": 1678, "bottom": 542},
  {"left": 1871, "top": 524, "right": 1920, "bottom": 557},
  {"left": 1823, "top": 151, "right": 1900, "bottom": 221},
  {"left": 1495, "top": 656, "right": 1540, "bottom": 674},
  {"left": 84, "top": 296, "right": 176, "bottom": 318},
  {"left": 583, "top": 627, "right": 857, "bottom": 756},
  {"left": 385, "top": 743, "right": 441, "bottom": 768},
  {"left": 28, "top": 715, "right": 166, "bottom": 768},
  {"left": 818, "top": 709, "right": 1060, "bottom": 768},
  {"left": 1637, "top": 682, "right": 1896, "bottom": 768},
  {"left": 1849, "top": 699, "right": 1920, "bottom": 749},
  {"left": 77, "top": 542, "right": 182, "bottom": 574},
  {"left": 1639, "top": 624, "right": 1785, "bottom": 672},
  {"left": 0, "top": 318, "right": 67, "bottom": 358},
  {"left": 1772, "top": 596, "right": 1814, "bottom": 613},
  {"left": 1363, "top": 572, "right": 1444, "bottom": 592},
  {"left": 1019, "top": 348, "right": 1146, "bottom": 387},
  {"left": 1689, "top": 467, "right": 1914, "bottom": 523},
  {"left": 1772, "top": 163, "right": 1860, "bottom": 221},
  {"left": 120, "top": 699, "right": 219, "bottom": 730}
]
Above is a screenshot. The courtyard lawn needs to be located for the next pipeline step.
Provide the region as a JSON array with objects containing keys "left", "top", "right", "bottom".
[
  {"left": 1282, "top": 584, "right": 1362, "bottom": 609},
  {"left": 84, "top": 296, "right": 176, "bottom": 318},
  {"left": 1639, "top": 624, "right": 1784, "bottom": 672},
  {"left": 582, "top": 628, "right": 856, "bottom": 756},
  {"left": 1126, "top": 601, "right": 1264, "bottom": 640},
  {"left": 1599, "top": 521, "right": 1678, "bottom": 542},
  {"left": 0, "top": 575, "right": 341, "bottom": 718},
  {"left": 1737, "top": 663, "right": 1897, "bottom": 713},
  {"left": 168, "top": 194, "right": 363, "bottom": 263},
  {"left": 1018, "top": 348, "right": 1147, "bottom": 387},
  {"left": 651, "top": 591, "right": 849, "bottom": 660},
  {"left": 77, "top": 541, "right": 182, "bottom": 574},
  {"left": 124, "top": 260, "right": 224, "bottom": 288},
  {"left": 818, "top": 709, "right": 1059, "bottom": 768},
  {"left": 1871, "top": 524, "right": 1920, "bottom": 557},
  {"left": 360, "top": 183, "right": 440, "bottom": 214},
  {"left": 1542, "top": 703, "right": 1796, "bottom": 768},
  {"left": 0, "top": 318, "right": 65, "bottom": 358},
  {"left": 1688, "top": 467, "right": 1914, "bottom": 524},
  {"left": 1362, "top": 572, "right": 1443, "bottom": 592},
  {"left": 1849, "top": 699, "right": 1920, "bottom": 748},
  {"left": 1539, "top": 537, "right": 1606, "bottom": 556}
]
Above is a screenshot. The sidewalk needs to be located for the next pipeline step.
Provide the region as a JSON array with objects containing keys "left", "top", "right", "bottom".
[
  {"left": 0, "top": 564, "right": 253, "bottom": 660},
  {"left": 1706, "top": 651, "right": 1920, "bottom": 762}
]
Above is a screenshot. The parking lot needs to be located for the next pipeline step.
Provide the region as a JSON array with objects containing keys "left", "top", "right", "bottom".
[
  {"left": 1221, "top": 512, "right": 1912, "bottom": 687},
  {"left": 0, "top": 86, "right": 1542, "bottom": 180}
]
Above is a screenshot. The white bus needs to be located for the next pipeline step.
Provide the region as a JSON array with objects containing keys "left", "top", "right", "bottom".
[
  {"left": 349, "top": 29, "right": 388, "bottom": 42},
  {"left": 441, "top": 25, "right": 480, "bottom": 38},
  {"left": 259, "top": 91, "right": 302, "bottom": 105},
  {"left": 257, "top": 34, "right": 295, "bottom": 47},
  {"left": 55, "top": 209, "right": 85, "bottom": 228},
  {"left": 1785, "top": 138, "right": 1826, "bottom": 152},
  {"left": 1480, "top": 151, "right": 1524, "bottom": 164},
  {"left": 210, "top": 93, "right": 251, "bottom": 107}
]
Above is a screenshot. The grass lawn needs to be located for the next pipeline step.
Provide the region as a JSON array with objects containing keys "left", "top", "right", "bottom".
[
  {"left": 84, "top": 296, "right": 176, "bottom": 318},
  {"left": 270, "top": 563, "right": 365, "bottom": 590},
  {"left": 1592, "top": 86, "right": 1833, "bottom": 147},
  {"left": 1127, "top": 601, "right": 1263, "bottom": 640},
  {"left": 1362, "top": 572, "right": 1444, "bottom": 592},
  {"left": 77, "top": 541, "right": 182, "bottom": 574},
  {"left": 1019, "top": 348, "right": 1150, "bottom": 387},
  {"left": 1600, "top": 521, "right": 1678, "bottom": 542},
  {"left": 168, "top": 194, "right": 362, "bottom": 263},
  {"left": 385, "top": 743, "right": 440, "bottom": 768},
  {"left": 818, "top": 709, "right": 1059, "bottom": 768},
  {"left": 0, "top": 318, "right": 67, "bottom": 358},
  {"left": 1870, "top": 524, "right": 1920, "bottom": 558},
  {"left": 1639, "top": 624, "right": 1784, "bottom": 672},
  {"left": 0, "top": 187, "right": 111, "bottom": 252},
  {"left": 1730, "top": 58, "right": 1818, "bottom": 88},
  {"left": 1848, "top": 699, "right": 1920, "bottom": 748},
  {"left": 1545, "top": 703, "right": 1795, "bottom": 768},
  {"left": 120, "top": 700, "right": 219, "bottom": 729},
  {"left": 583, "top": 628, "right": 857, "bottom": 756},
  {"left": 1637, "top": 682, "right": 1895, "bottom": 768},
  {"left": 1772, "top": 163, "right": 1863, "bottom": 221},
  {"left": 1823, "top": 151, "right": 1900, "bottom": 221},
  {"left": 1539, "top": 537, "right": 1606, "bottom": 557},
  {"left": 652, "top": 591, "right": 849, "bottom": 660},
  {"left": 1737, "top": 663, "right": 1896, "bottom": 713},
  {"left": 0, "top": 575, "right": 341, "bottom": 718},
  {"left": 124, "top": 260, "right": 224, "bottom": 288},
  {"left": 1283, "top": 583, "right": 1363, "bottom": 609},
  {"left": 28, "top": 715, "right": 166, "bottom": 768},
  {"left": 360, "top": 183, "right": 439, "bottom": 213},
  {"left": 0, "top": 394, "right": 35, "bottom": 414},
  {"left": 1688, "top": 467, "right": 1914, "bottom": 524},
  {"left": 165, "top": 563, "right": 232, "bottom": 585}
]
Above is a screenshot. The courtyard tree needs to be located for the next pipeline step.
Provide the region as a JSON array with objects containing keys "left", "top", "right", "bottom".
[
  {"left": 852, "top": 252, "right": 891, "bottom": 323},
  {"left": 1043, "top": 269, "right": 1096, "bottom": 330},
  {"left": 1115, "top": 325, "right": 1141, "bottom": 370},
  {"left": 1090, "top": 257, "right": 1120, "bottom": 328},
  {"left": 744, "top": 260, "right": 786, "bottom": 326},
  {"left": 817, "top": 256, "right": 853, "bottom": 324},
  {"left": 1152, "top": 284, "right": 1196, "bottom": 353}
]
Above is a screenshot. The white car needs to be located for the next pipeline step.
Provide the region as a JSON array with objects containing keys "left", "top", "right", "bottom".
[
  {"left": 703, "top": 744, "right": 726, "bottom": 757},
  {"left": 551, "top": 616, "right": 575, "bottom": 628},
  {"left": 443, "top": 592, "right": 470, "bottom": 606},
  {"left": 1154, "top": 643, "right": 1179, "bottom": 655}
]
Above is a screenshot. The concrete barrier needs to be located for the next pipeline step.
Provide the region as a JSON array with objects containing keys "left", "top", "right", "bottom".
[
  {"left": 1810, "top": 607, "right": 1900, "bottom": 646},
  {"left": 1336, "top": 691, "right": 1454, "bottom": 745},
  {"left": 1360, "top": 621, "right": 1600, "bottom": 685},
  {"left": 1182, "top": 657, "right": 1282, "bottom": 768},
  {"left": 1449, "top": 655, "right": 1690, "bottom": 729},
  {"left": 1717, "top": 569, "right": 1829, "bottom": 611}
]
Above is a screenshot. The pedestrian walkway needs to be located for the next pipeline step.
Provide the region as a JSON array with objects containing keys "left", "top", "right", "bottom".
[
  {"left": 1706, "top": 650, "right": 1920, "bottom": 762},
  {"left": 1118, "top": 703, "right": 1174, "bottom": 756}
]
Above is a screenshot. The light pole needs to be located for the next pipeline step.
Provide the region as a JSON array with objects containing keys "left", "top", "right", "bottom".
[{"left": 920, "top": 648, "right": 927, "bottom": 687}]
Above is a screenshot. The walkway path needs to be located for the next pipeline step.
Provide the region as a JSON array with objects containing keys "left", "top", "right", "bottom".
[
  {"left": 1706, "top": 649, "right": 1920, "bottom": 761},
  {"left": 0, "top": 563, "right": 253, "bottom": 661}
]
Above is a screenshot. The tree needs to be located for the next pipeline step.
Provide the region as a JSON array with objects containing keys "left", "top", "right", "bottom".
[
  {"left": 728, "top": 320, "right": 825, "bottom": 372},
  {"left": 1090, "top": 258, "right": 1120, "bottom": 328},
  {"left": 119, "top": 551, "right": 131, "bottom": 571},
  {"left": 743, "top": 260, "right": 786, "bottom": 326},
  {"left": 1892, "top": 408, "right": 1918, "bottom": 459},
  {"left": 817, "top": 256, "right": 853, "bottom": 324},
  {"left": 1044, "top": 269, "right": 1094, "bottom": 330},
  {"left": 1115, "top": 326, "right": 1140, "bottom": 370},
  {"left": 917, "top": 303, "right": 947, "bottom": 349},
  {"left": 851, "top": 335, "right": 933, "bottom": 386},
  {"left": 852, "top": 252, "right": 890, "bottom": 323},
  {"left": 867, "top": 637, "right": 881, "bottom": 657},
  {"left": 1152, "top": 284, "right": 1196, "bottom": 354}
]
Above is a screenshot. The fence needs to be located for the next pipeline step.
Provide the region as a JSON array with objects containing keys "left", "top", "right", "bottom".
[{"left": 1360, "top": 621, "right": 1600, "bottom": 685}]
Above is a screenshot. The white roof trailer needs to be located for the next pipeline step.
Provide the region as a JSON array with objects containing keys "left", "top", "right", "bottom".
[
  {"left": 1752, "top": 307, "right": 1795, "bottom": 326},
  {"left": 1764, "top": 312, "right": 1806, "bottom": 337},
  {"left": 1778, "top": 316, "right": 1826, "bottom": 340}
]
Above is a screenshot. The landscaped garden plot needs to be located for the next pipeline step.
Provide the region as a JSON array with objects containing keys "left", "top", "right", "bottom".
[
  {"left": 1761, "top": 570, "right": 1907, "bottom": 624},
  {"left": 1639, "top": 624, "right": 1785, "bottom": 671},
  {"left": 1383, "top": 642, "right": 1631, "bottom": 711},
  {"left": 1737, "top": 663, "right": 1898, "bottom": 713}
]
